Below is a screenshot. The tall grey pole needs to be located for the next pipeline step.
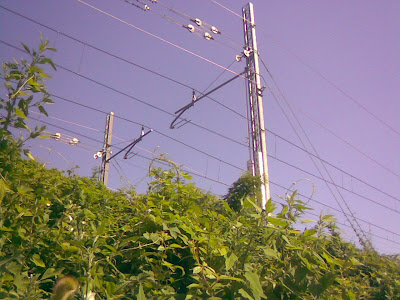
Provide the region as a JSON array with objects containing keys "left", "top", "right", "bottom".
[
  {"left": 100, "top": 112, "right": 114, "bottom": 186},
  {"left": 243, "top": 3, "right": 270, "bottom": 209}
]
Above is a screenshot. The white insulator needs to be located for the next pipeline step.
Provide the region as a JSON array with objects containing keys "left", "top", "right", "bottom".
[
  {"left": 53, "top": 132, "right": 61, "bottom": 140},
  {"left": 194, "top": 18, "right": 202, "bottom": 26},
  {"left": 204, "top": 32, "right": 213, "bottom": 40},
  {"left": 210, "top": 26, "right": 220, "bottom": 34},
  {"left": 144, "top": 5, "right": 150, "bottom": 11},
  {"left": 186, "top": 24, "right": 195, "bottom": 33},
  {"left": 243, "top": 49, "right": 251, "bottom": 57},
  {"left": 235, "top": 55, "right": 242, "bottom": 62},
  {"left": 70, "top": 138, "right": 79, "bottom": 145},
  {"left": 94, "top": 153, "right": 98, "bottom": 159}
]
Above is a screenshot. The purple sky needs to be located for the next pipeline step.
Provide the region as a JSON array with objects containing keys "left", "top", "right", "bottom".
[{"left": 1, "top": 0, "right": 399, "bottom": 254}]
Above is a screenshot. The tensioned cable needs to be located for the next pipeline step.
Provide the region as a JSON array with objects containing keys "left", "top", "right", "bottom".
[
  {"left": 30, "top": 103, "right": 399, "bottom": 214},
  {"left": 1, "top": 39, "right": 397, "bottom": 206},
  {"left": 123, "top": 0, "right": 243, "bottom": 52},
  {"left": 260, "top": 57, "right": 400, "bottom": 179},
  {"left": 145, "top": 0, "right": 244, "bottom": 51},
  {"left": 292, "top": 103, "right": 399, "bottom": 178},
  {"left": 75, "top": 0, "right": 249, "bottom": 81},
  {"left": 7, "top": 60, "right": 394, "bottom": 211},
  {"left": 30, "top": 117, "right": 232, "bottom": 187},
  {"left": 37, "top": 88, "right": 400, "bottom": 210},
  {"left": 262, "top": 67, "right": 371, "bottom": 248},
  {"left": 0, "top": 38, "right": 247, "bottom": 148},
  {"left": 0, "top": 4, "right": 246, "bottom": 119},
  {"left": 270, "top": 181, "right": 400, "bottom": 240},
  {"left": 208, "top": 0, "right": 400, "bottom": 137},
  {"left": 259, "top": 58, "right": 400, "bottom": 204},
  {"left": 31, "top": 117, "right": 400, "bottom": 240}
]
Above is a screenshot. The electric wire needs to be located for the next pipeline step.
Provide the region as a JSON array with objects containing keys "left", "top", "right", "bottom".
[
  {"left": 28, "top": 116, "right": 400, "bottom": 243},
  {"left": 207, "top": 0, "right": 400, "bottom": 137},
  {"left": 1, "top": 39, "right": 397, "bottom": 208},
  {"left": 31, "top": 117, "right": 232, "bottom": 188},
  {"left": 0, "top": 4, "right": 247, "bottom": 119},
  {"left": 75, "top": 0, "right": 248, "bottom": 80},
  {"left": 30, "top": 112, "right": 400, "bottom": 245},
  {"left": 31, "top": 112, "right": 400, "bottom": 239},
  {"left": 270, "top": 181, "right": 400, "bottom": 240},
  {"left": 2, "top": 5, "right": 396, "bottom": 247},
  {"left": 2, "top": 38, "right": 396, "bottom": 243},
  {"left": 29, "top": 100, "right": 400, "bottom": 214},
  {"left": 145, "top": 0, "right": 244, "bottom": 51},
  {"left": 261, "top": 65, "right": 371, "bottom": 248},
  {"left": 290, "top": 103, "right": 400, "bottom": 178},
  {"left": 6, "top": 58, "right": 396, "bottom": 212},
  {"left": 260, "top": 57, "right": 400, "bottom": 179}
]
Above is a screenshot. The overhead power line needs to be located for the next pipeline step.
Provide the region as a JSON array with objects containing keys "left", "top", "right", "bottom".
[
  {"left": 1, "top": 39, "right": 397, "bottom": 209},
  {"left": 32, "top": 118, "right": 400, "bottom": 245},
  {"left": 262, "top": 66, "right": 371, "bottom": 248},
  {"left": 32, "top": 117, "right": 400, "bottom": 243},
  {"left": 208, "top": 0, "right": 400, "bottom": 137},
  {"left": 2, "top": 5, "right": 396, "bottom": 204},
  {"left": 0, "top": 5, "right": 247, "bottom": 120},
  {"left": 74, "top": 0, "right": 248, "bottom": 80}
]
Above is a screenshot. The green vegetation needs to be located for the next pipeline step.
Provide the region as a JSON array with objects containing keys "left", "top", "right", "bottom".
[{"left": 0, "top": 41, "right": 399, "bottom": 299}]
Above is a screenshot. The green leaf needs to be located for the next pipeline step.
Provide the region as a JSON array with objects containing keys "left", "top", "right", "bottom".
[
  {"left": 263, "top": 248, "right": 280, "bottom": 260},
  {"left": 238, "top": 288, "right": 254, "bottom": 300},
  {"left": 303, "top": 229, "right": 317, "bottom": 237},
  {"left": 38, "top": 104, "right": 48, "bottom": 117},
  {"left": 41, "top": 267, "right": 64, "bottom": 280},
  {"left": 32, "top": 254, "right": 46, "bottom": 268},
  {"left": 0, "top": 178, "right": 10, "bottom": 204},
  {"left": 137, "top": 283, "right": 146, "bottom": 300},
  {"left": 39, "top": 72, "right": 52, "bottom": 79},
  {"left": 43, "top": 97, "right": 54, "bottom": 104},
  {"left": 245, "top": 271, "right": 266, "bottom": 300},
  {"left": 225, "top": 252, "right": 238, "bottom": 271},
  {"left": 15, "top": 108, "right": 28, "bottom": 120},
  {"left": 322, "top": 215, "right": 336, "bottom": 223},
  {"left": 39, "top": 58, "right": 57, "bottom": 70},
  {"left": 21, "top": 42, "right": 31, "bottom": 54},
  {"left": 193, "top": 266, "right": 202, "bottom": 274},
  {"left": 23, "top": 149, "right": 35, "bottom": 160}
]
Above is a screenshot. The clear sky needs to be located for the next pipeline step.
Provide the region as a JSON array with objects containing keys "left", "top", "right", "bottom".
[{"left": 1, "top": 0, "right": 399, "bottom": 254}]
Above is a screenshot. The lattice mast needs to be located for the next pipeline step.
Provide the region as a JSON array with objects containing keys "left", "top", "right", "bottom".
[{"left": 243, "top": 3, "right": 270, "bottom": 208}]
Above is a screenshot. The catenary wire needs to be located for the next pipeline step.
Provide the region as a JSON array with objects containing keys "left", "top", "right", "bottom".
[
  {"left": 261, "top": 66, "right": 371, "bottom": 248},
  {"left": 32, "top": 117, "right": 400, "bottom": 241},
  {"left": 0, "top": 38, "right": 248, "bottom": 148},
  {"left": 30, "top": 117, "right": 232, "bottom": 188},
  {"left": 0, "top": 4, "right": 246, "bottom": 119},
  {"left": 29, "top": 100, "right": 400, "bottom": 214},
  {"left": 1, "top": 41, "right": 398, "bottom": 208},
  {"left": 1, "top": 5, "right": 394, "bottom": 203},
  {"left": 259, "top": 56, "right": 400, "bottom": 179},
  {"left": 29, "top": 113, "right": 400, "bottom": 237},
  {"left": 74, "top": 0, "right": 249, "bottom": 81},
  {"left": 4, "top": 62, "right": 397, "bottom": 212},
  {"left": 207, "top": 0, "right": 400, "bottom": 137},
  {"left": 5, "top": 2, "right": 395, "bottom": 200},
  {"left": 1, "top": 5, "right": 396, "bottom": 245}
]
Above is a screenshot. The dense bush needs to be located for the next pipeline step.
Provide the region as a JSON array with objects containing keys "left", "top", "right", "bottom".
[{"left": 1, "top": 146, "right": 399, "bottom": 299}]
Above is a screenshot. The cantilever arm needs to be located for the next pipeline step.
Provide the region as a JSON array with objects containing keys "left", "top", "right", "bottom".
[
  {"left": 105, "top": 127, "right": 153, "bottom": 163},
  {"left": 169, "top": 70, "right": 246, "bottom": 129}
]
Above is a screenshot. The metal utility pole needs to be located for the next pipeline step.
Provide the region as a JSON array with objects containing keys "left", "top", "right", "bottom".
[
  {"left": 242, "top": 3, "right": 270, "bottom": 209},
  {"left": 100, "top": 112, "right": 114, "bottom": 186}
]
